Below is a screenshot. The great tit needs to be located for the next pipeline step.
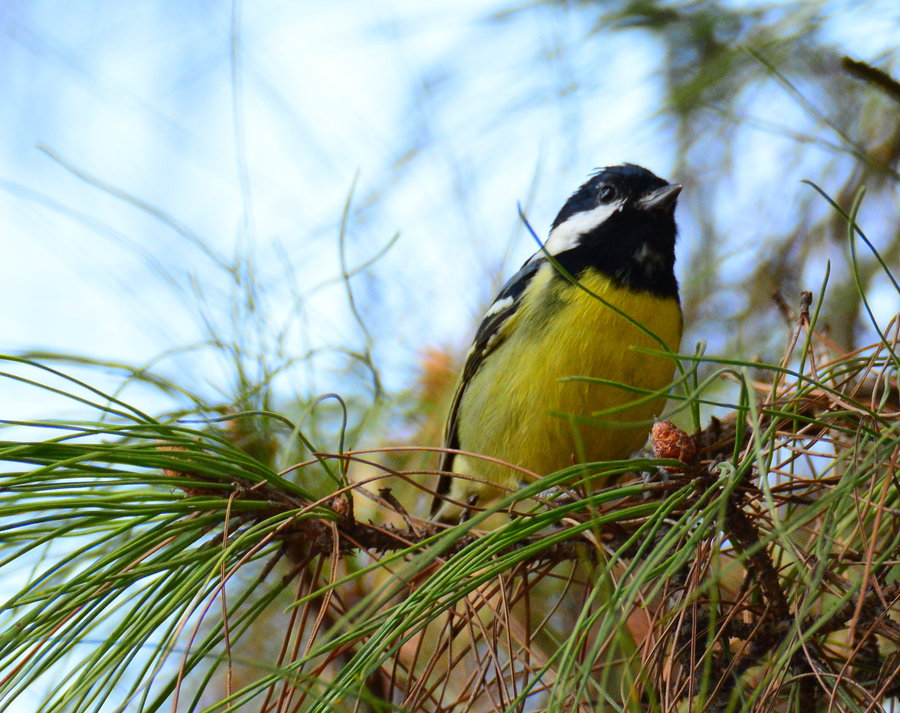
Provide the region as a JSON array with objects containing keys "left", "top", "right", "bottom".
[{"left": 432, "top": 164, "right": 683, "bottom": 522}]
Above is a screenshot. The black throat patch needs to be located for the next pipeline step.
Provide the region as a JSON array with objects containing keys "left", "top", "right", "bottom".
[{"left": 550, "top": 206, "right": 679, "bottom": 300}]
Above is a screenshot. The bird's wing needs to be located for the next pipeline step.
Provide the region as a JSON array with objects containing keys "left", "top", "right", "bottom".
[{"left": 432, "top": 256, "right": 543, "bottom": 513}]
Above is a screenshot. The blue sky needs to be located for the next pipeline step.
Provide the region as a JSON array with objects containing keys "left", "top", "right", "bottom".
[
  {"left": 1, "top": 1, "right": 897, "bottom": 414},
  {"left": 1, "top": 1, "right": 687, "bottom": 421}
]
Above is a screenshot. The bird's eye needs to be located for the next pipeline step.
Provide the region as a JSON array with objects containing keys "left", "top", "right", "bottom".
[{"left": 597, "top": 185, "right": 616, "bottom": 202}]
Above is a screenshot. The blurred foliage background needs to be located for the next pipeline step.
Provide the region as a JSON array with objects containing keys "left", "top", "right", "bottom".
[{"left": 3, "top": 0, "right": 897, "bottom": 430}]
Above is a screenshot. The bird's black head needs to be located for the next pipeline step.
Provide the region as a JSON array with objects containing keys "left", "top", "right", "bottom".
[{"left": 544, "top": 164, "right": 681, "bottom": 298}]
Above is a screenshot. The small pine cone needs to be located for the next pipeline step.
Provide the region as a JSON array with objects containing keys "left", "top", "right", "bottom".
[{"left": 651, "top": 420, "right": 698, "bottom": 465}]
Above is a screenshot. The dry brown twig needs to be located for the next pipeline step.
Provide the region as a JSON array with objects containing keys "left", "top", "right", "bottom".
[{"left": 162, "top": 299, "right": 898, "bottom": 712}]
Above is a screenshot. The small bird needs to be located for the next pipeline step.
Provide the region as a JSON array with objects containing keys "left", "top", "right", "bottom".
[{"left": 432, "top": 164, "right": 683, "bottom": 522}]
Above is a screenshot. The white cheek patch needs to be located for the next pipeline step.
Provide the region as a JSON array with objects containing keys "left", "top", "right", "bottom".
[{"left": 544, "top": 199, "right": 625, "bottom": 256}]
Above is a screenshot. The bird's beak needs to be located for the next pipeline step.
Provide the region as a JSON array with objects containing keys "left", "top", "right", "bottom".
[{"left": 639, "top": 183, "right": 682, "bottom": 212}]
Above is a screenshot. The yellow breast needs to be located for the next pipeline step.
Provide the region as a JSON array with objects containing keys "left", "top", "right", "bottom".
[{"left": 454, "top": 265, "right": 682, "bottom": 495}]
